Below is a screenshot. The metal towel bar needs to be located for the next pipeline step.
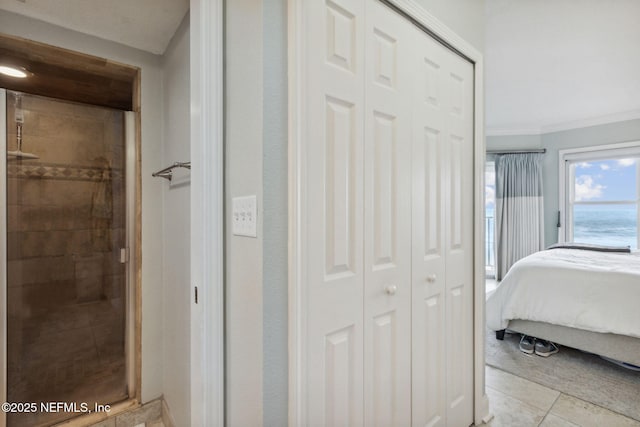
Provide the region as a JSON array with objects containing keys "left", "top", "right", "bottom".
[{"left": 152, "top": 161, "right": 191, "bottom": 181}]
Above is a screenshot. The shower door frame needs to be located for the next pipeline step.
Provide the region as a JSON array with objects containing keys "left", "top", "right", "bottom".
[
  {"left": 124, "top": 111, "right": 138, "bottom": 402},
  {"left": 0, "top": 88, "right": 140, "bottom": 427},
  {"left": 0, "top": 89, "right": 7, "bottom": 425}
]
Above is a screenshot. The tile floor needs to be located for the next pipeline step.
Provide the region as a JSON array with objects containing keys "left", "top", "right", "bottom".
[
  {"left": 481, "top": 365, "right": 640, "bottom": 427},
  {"left": 87, "top": 399, "right": 165, "bottom": 427},
  {"left": 8, "top": 300, "right": 127, "bottom": 426}
]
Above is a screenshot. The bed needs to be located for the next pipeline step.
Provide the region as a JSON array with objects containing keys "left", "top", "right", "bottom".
[{"left": 486, "top": 247, "right": 640, "bottom": 366}]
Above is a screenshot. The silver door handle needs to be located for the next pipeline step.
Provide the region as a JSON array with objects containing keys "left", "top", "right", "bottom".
[{"left": 426, "top": 274, "right": 437, "bottom": 283}]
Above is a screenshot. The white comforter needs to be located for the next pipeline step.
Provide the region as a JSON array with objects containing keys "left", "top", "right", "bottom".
[{"left": 486, "top": 249, "right": 640, "bottom": 338}]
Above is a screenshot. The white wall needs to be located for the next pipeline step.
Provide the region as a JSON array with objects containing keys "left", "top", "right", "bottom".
[
  {"left": 262, "top": 0, "right": 288, "bottom": 426},
  {"left": 160, "top": 13, "right": 191, "bottom": 426},
  {"left": 415, "top": 0, "right": 485, "bottom": 52},
  {"left": 225, "top": 1, "right": 264, "bottom": 426},
  {"left": 0, "top": 10, "right": 165, "bottom": 403}
]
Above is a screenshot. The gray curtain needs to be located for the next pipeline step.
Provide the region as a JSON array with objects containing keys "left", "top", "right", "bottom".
[{"left": 495, "top": 153, "right": 545, "bottom": 280}]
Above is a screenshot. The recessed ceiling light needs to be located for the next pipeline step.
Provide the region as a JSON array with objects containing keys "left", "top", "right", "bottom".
[{"left": 0, "top": 65, "right": 28, "bottom": 78}]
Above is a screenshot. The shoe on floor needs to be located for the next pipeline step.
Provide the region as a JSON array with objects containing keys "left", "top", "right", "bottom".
[
  {"left": 519, "top": 335, "right": 535, "bottom": 354},
  {"left": 535, "top": 340, "right": 559, "bottom": 357}
]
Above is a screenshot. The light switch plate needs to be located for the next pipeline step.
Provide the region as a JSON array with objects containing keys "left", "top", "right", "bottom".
[{"left": 232, "top": 195, "right": 257, "bottom": 237}]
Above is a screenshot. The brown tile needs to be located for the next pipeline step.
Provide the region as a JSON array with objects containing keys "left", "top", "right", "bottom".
[
  {"left": 6, "top": 231, "right": 19, "bottom": 261},
  {"left": 75, "top": 254, "right": 105, "bottom": 279},
  {"left": 21, "top": 280, "right": 77, "bottom": 309},
  {"left": 7, "top": 205, "right": 19, "bottom": 231},
  {"left": 24, "top": 230, "right": 80, "bottom": 257},
  {"left": 6, "top": 178, "right": 18, "bottom": 206},
  {"left": 76, "top": 277, "right": 105, "bottom": 302},
  {"left": 21, "top": 305, "right": 92, "bottom": 337},
  {"left": 7, "top": 260, "right": 23, "bottom": 286},
  {"left": 12, "top": 204, "right": 94, "bottom": 231},
  {"left": 88, "top": 301, "right": 125, "bottom": 328},
  {"left": 19, "top": 179, "right": 95, "bottom": 207},
  {"left": 10, "top": 256, "right": 75, "bottom": 285},
  {"left": 6, "top": 286, "right": 23, "bottom": 317},
  {"left": 104, "top": 274, "right": 125, "bottom": 299}
]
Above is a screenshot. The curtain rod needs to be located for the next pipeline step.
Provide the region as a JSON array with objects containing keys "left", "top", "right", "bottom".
[{"left": 486, "top": 149, "right": 546, "bottom": 154}]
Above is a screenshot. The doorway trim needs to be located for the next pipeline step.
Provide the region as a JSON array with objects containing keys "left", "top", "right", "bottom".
[
  {"left": 287, "top": 0, "right": 489, "bottom": 424},
  {"left": 0, "top": 41, "right": 141, "bottom": 425},
  {"left": 190, "top": 0, "right": 224, "bottom": 426},
  {"left": 0, "top": 89, "right": 7, "bottom": 427}
]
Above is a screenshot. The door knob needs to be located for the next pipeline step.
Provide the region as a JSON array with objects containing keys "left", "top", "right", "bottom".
[
  {"left": 426, "top": 274, "right": 437, "bottom": 283},
  {"left": 384, "top": 285, "right": 397, "bottom": 295}
]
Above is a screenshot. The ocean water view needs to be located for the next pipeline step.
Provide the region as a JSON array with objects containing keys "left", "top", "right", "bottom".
[
  {"left": 573, "top": 205, "right": 638, "bottom": 249},
  {"left": 484, "top": 205, "right": 638, "bottom": 265}
]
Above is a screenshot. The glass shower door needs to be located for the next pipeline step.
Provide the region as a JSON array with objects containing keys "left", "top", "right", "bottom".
[{"left": 4, "top": 91, "right": 129, "bottom": 426}]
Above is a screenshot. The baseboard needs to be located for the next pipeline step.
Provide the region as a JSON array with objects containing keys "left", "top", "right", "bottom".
[{"left": 161, "top": 398, "right": 177, "bottom": 427}]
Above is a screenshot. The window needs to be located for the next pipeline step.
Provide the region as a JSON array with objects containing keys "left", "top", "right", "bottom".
[
  {"left": 559, "top": 142, "right": 640, "bottom": 249},
  {"left": 485, "top": 161, "right": 496, "bottom": 277}
]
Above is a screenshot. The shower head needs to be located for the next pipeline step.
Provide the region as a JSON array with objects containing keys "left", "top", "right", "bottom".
[{"left": 8, "top": 117, "right": 39, "bottom": 160}]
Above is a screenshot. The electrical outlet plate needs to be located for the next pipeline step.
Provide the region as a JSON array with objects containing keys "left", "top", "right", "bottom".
[{"left": 232, "top": 195, "right": 257, "bottom": 237}]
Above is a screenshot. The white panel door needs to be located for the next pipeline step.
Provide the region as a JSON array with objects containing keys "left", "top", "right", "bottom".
[
  {"left": 410, "top": 26, "right": 448, "bottom": 427},
  {"left": 410, "top": 24, "right": 475, "bottom": 427},
  {"left": 305, "top": 0, "right": 365, "bottom": 425},
  {"left": 301, "top": 2, "right": 475, "bottom": 426},
  {"left": 363, "top": 1, "right": 412, "bottom": 426},
  {"left": 443, "top": 45, "right": 474, "bottom": 427}
]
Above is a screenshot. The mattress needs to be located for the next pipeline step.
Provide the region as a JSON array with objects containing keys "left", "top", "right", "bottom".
[{"left": 486, "top": 248, "right": 640, "bottom": 338}]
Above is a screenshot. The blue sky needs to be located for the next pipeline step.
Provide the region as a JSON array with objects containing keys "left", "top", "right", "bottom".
[
  {"left": 484, "top": 158, "right": 637, "bottom": 210},
  {"left": 573, "top": 159, "right": 637, "bottom": 202}
]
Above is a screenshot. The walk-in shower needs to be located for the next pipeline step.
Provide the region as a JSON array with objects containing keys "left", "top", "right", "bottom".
[{"left": 1, "top": 90, "right": 133, "bottom": 426}]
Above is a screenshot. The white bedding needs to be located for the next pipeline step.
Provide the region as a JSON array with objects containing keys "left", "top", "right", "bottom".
[{"left": 486, "top": 249, "right": 640, "bottom": 339}]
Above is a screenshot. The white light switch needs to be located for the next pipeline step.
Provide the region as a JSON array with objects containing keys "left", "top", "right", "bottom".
[{"left": 232, "top": 195, "right": 257, "bottom": 237}]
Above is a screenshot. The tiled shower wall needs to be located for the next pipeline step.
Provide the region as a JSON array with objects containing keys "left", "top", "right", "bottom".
[
  {"left": 5, "top": 93, "right": 128, "bottom": 425},
  {"left": 6, "top": 92, "right": 125, "bottom": 316}
]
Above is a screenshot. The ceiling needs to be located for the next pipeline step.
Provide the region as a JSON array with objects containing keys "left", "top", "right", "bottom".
[
  {"left": 0, "top": 0, "right": 189, "bottom": 54},
  {"left": 3, "top": 0, "right": 638, "bottom": 133},
  {"left": 485, "top": 0, "right": 640, "bottom": 135},
  {"left": 0, "top": 34, "right": 137, "bottom": 110}
]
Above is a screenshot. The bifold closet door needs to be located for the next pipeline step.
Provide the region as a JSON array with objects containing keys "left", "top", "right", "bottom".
[
  {"left": 363, "top": 1, "right": 412, "bottom": 426},
  {"left": 300, "top": 0, "right": 474, "bottom": 425},
  {"left": 304, "top": 0, "right": 366, "bottom": 424},
  {"left": 442, "top": 48, "right": 474, "bottom": 427},
  {"left": 410, "top": 24, "right": 474, "bottom": 427}
]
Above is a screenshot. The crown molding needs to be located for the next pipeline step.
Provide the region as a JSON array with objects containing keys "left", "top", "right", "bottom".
[
  {"left": 486, "top": 109, "right": 640, "bottom": 137},
  {"left": 485, "top": 127, "right": 541, "bottom": 136}
]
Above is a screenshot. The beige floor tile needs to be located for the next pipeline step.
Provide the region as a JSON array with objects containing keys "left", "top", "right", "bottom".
[
  {"left": 539, "top": 413, "right": 580, "bottom": 427},
  {"left": 550, "top": 394, "right": 640, "bottom": 427},
  {"left": 115, "top": 400, "right": 162, "bottom": 427},
  {"left": 486, "top": 365, "right": 560, "bottom": 412},
  {"left": 89, "top": 418, "right": 117, "bottom": 427},
  {"left": 484, "top": 386, "right": 547, "bottom": 427}
]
